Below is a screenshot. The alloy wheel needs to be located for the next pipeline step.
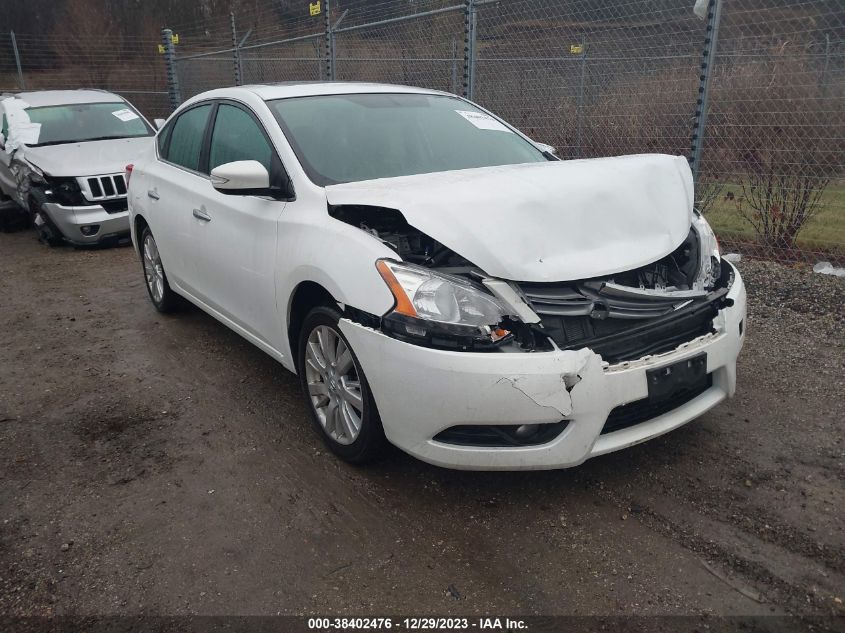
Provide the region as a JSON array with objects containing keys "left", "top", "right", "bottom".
[
  {"left": 304, "top": 325, "right": 364, "bottom": 446},
  {"left": 143, "top": 233, "right": 165, "bottom": 304}
]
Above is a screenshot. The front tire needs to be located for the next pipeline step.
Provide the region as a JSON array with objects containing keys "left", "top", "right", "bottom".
[
  {"left": 140, "top": 227, "right": 179, "bottom": 313},
  {"left": 297, "top": 306, "right": 387, "bottom": 464},
  {"left": 29, "top": 195, "right": 63, "bottom": 246}
]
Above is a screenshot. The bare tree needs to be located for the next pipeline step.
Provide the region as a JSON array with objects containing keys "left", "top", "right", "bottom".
[
  {"left": 51, "top": 0, "right": 121, "bottom": 86},
  {"left": 716, "top": 50, "right": 842, "bottom": 252},
  {"left": 695, "top": 177, "right": 724, "bottom": 216}
]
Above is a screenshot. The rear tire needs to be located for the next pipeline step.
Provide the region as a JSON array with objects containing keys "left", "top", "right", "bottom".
[
  {"left": 297, "top": 305, "right": 387, "bottom": 464},
  {"left": 140, "top": 227, "right": 179, "bottom": 313}
]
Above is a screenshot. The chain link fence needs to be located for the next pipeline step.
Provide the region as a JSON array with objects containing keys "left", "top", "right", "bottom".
[
  {"left": 0, "top": 31, "right": 170, "bottom": 118},
  {"left": 2, "top": 0, "right": 843, "bottom": 267},
  {"left": 700, "top": 0, "right": 844, "bottom": 265}
]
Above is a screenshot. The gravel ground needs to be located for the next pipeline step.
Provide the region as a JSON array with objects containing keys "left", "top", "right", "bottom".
[{"left": 0, "top": 231, "right": 843, "bottom": 625}]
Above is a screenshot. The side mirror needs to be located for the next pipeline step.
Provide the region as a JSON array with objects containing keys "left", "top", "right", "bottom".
[
  {"left": 154, "top": 118, "right": 166, "bottom": 130},
  {"left": 211, "top": 160, "right": 271, "bottom": 195}
]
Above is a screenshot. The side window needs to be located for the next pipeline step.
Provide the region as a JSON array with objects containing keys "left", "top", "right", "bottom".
[
  {"left": 208, "top": 104, "right": 273, "bottom": 172},
  {"left": 156, "top": 119, "right": 173, "bottom": 156},
  {"left": 165, "top": 104, "right": 212, "bottom": 172},
  {"left": 0, "top": 111, "right": 7, "bottom": 138}
]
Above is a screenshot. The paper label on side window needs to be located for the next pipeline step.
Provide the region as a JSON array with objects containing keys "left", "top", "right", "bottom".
[
  {"left": 112, "top": 108, "right": 140, "bottom": 122},
  {"left": 455, "top": 110, "right": 513, "bottom": 133}
]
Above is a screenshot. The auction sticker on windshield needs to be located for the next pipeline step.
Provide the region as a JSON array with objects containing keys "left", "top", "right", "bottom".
[
  {"left": 112, "top": 108, "right": 140, "bottom": 122},
  {"left": 455, "top": 110, "right": 512, "bottom": 132}
]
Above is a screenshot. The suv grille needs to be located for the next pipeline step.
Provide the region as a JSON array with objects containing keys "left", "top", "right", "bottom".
[{"left": 80, "top": 174, "right": 127, "bottom": 202}]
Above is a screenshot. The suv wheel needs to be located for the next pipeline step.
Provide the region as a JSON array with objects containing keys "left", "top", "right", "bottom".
[
  {"left": 29, "top": 196, "right": 63, "bottom": 246},
  {"left": 298, "top": 306, "right": 387, "bottom": 463},
  {"left": 140, "top": 227, "right": 178, "bottom": 313}
]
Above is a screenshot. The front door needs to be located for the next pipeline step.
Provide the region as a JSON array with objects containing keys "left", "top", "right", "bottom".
[{"left": 191, "top": 102, "right": 286, "bottom": 347}]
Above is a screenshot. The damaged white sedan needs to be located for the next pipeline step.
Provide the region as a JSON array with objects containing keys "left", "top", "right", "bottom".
[{"left": 127, "top": 82, "right": 746, "bottom": 470}]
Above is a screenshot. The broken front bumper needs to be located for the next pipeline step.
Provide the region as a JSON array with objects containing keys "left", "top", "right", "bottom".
[
  {"left": 41, "top": 202, "right": 130, "bottom": 245},
  {"left": 339, "top": 263, "right": 747, "bottom": 471}
]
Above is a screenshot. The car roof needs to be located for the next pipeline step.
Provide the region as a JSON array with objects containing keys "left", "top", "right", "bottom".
[
  {"left": 3, "top": 89, "right": 126, "bottom": 108},
  {"left": 240, "top": 81, "right": 449, "bottom": 101}
]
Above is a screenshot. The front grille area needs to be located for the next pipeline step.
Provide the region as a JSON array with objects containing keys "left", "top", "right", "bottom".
[
  {"left": 81, "top": 174, "right": 127, "bottom": 202},
  {"left": 99, "top": 199, "right": 129, "bottom": 214},
  {"left": 601, "top": 374, "right": 713, "bottom": 434},
  {"left": 519, "top": 276, "right": 730, "bottom": 364}
]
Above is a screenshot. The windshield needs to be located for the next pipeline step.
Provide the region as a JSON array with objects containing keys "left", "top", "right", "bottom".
[
  {"left": 27, "top": 102, "right": 153, "bottom": 146},
  {"left": 267, "top": 93, "right": 547, "bottom": 185}
]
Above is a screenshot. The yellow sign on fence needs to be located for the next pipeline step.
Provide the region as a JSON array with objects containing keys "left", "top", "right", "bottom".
[
  {"left": 157, "top": 35, "right": 179, "bottom": 54},
  {"left": 570, "top": 44, "right": 584, "bottom": 54},
  {"left": 310, "top": 1, "right": 321, "bottom": 16}
]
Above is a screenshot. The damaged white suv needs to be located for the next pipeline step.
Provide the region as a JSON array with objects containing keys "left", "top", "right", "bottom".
[
  {"left": 128, "top": 83, "right": 746, "bottom": 470},
  {"left": 0, "top": 90, "right": 155, "bottom": 246}
]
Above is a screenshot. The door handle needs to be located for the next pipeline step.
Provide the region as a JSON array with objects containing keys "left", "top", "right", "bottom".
[
  {"left": 147, "top": 189, "right": 160, "bottom": 200},
  {"left": 192, "top": 207, "right": 212, "bottom": 222}
]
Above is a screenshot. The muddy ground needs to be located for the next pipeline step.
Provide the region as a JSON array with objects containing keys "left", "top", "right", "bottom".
[{"left": 0, "top": 230, "right": 843, "bottom": 624}]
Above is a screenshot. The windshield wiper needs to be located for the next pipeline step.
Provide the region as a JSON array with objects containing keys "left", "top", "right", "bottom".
[
  {"left": 31, "top": 135, "right": 141, "bottom": 147},
  {"left": 76, "top": 135, "right": 138, "bottom": 143},
  {"left": 30, "top": 140, "right": 77, "bottom": 147}
]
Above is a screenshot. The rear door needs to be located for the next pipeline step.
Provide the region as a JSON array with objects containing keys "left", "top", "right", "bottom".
[
  {"left": 189, "top": 101, "right": 286, "bottom": 345},
  {"left": 142, "top": 102, "right": 214, "bottom": 297}
]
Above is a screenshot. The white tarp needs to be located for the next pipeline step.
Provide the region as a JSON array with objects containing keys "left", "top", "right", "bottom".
[{"left": 1, "top": 97, "right": 41, "bottom": 153}]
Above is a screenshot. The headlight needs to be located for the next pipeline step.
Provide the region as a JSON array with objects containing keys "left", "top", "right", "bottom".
[
  {"left": 692, "top": 213, "right": 721, "bottom": 291},
  {"left": 46, "top": 177, "right": 85, "bottom": 206},
  {"left": 376, "top": 259, "right": 512, "bottom": 350}
]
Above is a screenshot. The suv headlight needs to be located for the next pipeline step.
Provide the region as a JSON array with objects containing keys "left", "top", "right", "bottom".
[
  {"left": 46, "top": 177, "right": 85, "bottom": 206},
  {"left": 692, "top": 213, "right": 721, "bottom": 291},
  {"left": 376, "top": 259, "right": 512, "bottom": 350}
]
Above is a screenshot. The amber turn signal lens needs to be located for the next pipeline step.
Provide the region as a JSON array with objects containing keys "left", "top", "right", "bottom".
[{"left": 376, "top": 260, "right": 418, "bottom": 317}]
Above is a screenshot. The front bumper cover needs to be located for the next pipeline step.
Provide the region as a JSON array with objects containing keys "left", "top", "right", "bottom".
[
  {"left": 339, "top": 263, "right": 747, "bottom": 471},
  {"left": 41, "top": 202, "right": 130, "bottom": 245}
]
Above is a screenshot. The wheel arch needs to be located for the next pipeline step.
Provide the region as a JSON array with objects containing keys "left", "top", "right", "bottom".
[
  {"left": 133, "top": 214, "right": 149, "bottom": 256},
  {"left": 287, "top": 280, "right": 339, "bottom": 373}
]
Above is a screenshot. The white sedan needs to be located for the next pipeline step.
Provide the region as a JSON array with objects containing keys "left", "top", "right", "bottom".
[{"left": 127, "top": 82, "right": 746, "bottom": 470}]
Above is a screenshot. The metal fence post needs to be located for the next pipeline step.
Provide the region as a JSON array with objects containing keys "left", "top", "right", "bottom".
[
  {"left": 450, "top": 37, "right": 458, "bottom": 94},
  {"left": 462, "top": 0, "right": 477, "bottom": 100},
  {"left": 230, "top": 12, "right": 242, "bottom": 86},
  {"left": 10, "top": 31, "right": 25, "bottom": 90},
  {"left": 575, "top": 36, "right": 587, "bottom": 159},
  {"left": 689, "top": 0, "right": 723, "bottom": 185},
  {"left": 162, "top": 28, "right": 182, "bottom": 110},
  {"left": 324, "top": 0, "right": 334, "bottom": 81}
]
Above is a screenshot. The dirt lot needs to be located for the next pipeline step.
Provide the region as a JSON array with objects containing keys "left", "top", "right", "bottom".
[{"left": 1, "top": 230, "right": 843, "bottom": 623}]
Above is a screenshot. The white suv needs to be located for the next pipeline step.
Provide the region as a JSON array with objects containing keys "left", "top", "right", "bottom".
[
  {"left": 0, "top": 90, "right": 156, "bottom": 246},
  {"left": 127, "top": 82, "right": 746, "bottom": 470}
]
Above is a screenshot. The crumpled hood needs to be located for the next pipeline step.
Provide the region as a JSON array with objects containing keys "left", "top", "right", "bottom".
[
  {"left": 325, "top": 154, "right": 695, "bottom": 282},
  {"left": 24, "top": 136, "right": 153, "bottom": 178}
]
